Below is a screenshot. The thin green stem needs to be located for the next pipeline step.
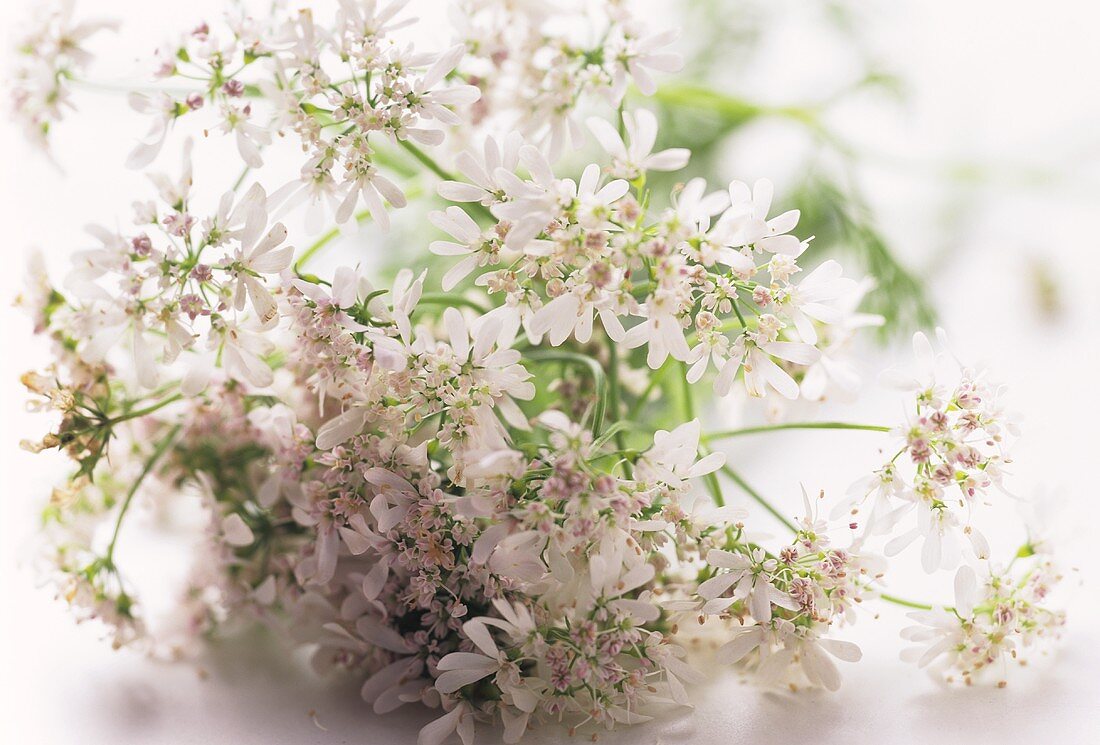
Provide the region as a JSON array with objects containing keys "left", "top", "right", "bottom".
[
  {"left": 396, "top": 140, "right": 494, "bottom": 221},
  {"left": 677, "top": 361, "right": 724, "bottom": 505},
  {"left": 105, "top": 393, "right": 183, "bottom": 427},
  {"left": 677, "top": 361, "right": 696, "bottom": 420},
  {"left": 877, "top": 593, "right": 935, "bottom": 611},
  {"left": 397, "top": 138, "right": 453, "bottom": 180},
  {"left": 717, "top": 462, "right": 942, "bottom": 611},
  {"left": 104, "top": 424, "right": 182, "bottom": 564},
  {"left": 705, "top": 422, "right": 891, "bottom": 441},
  {"left": 525, "top": 350, "right": 608, "bottom": 436},
  {"left": 627, "top": 360, "right": 672, "bottom": 420},
  {"left": 606, "top": 342, "right": 629, "bottom": 464},
  {"left": 416, "top": 293, "right": 491, "bottom": 315},
  {"left": 231, "top": 162, "right": 253, "bottom": 192},
  {"left": 719, "top": 464, "right": 797, "bottom": 533}
]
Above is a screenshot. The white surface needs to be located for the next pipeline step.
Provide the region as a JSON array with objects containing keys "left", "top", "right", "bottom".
[{"left": 3, "top": 0, "right": 1100, "bottom": 743}]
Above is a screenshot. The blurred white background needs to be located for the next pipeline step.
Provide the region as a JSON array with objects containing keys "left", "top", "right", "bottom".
[{"left": 2, "top": 0, "right": 1098, "bottom": 743}]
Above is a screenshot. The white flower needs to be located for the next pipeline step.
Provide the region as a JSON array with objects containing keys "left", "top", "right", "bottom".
[
  {"left": 435, "top": 619, "right": 505, "bottom": 693},
  {"left": 336, "top": 157, "right": 408, "bottom": 230},
  {"left": 885, "top": 503, "right": 962, "bottom": 573},
  {"left": 622, "top": 291, "right": 691, "bottom": 369},
  {"left": 784, "top": 259, "right": 859, "bottom": 345},
  {"left": 716, "top": 621, "right": 861, "bottom": 692},
  {"left": 490, "top": 146, "right": 562, "bottom": 250},
  {"left": 292, "top": 266, "right": 371, "bottom": 334},
  {"left": 606, "top": 28, "right": 683, "bottom": 98},
  {"left": 670, "top": 177, "right": 730, "bottom": 231},
  {"left": 216, "top": 102, "right": 272, "bottom": 168},
  {"left": 186, "top": 319, "right": 275, "bottom": 394},
  {"left": 223, "top": 185, "right": 294, "bottom": 329},
  {"left": 743, "top": 341, "right": 820, "bottom": 399},
  {"left": 418, "top": 701, "right": 475, "bottom": 745},
  {"left": 784, "top": 629, "right": 862, "bottom": 692},
  {"left": 402, "top": 44, "right": 481, "bottom": 127},
  {"left": 800, "top": 278, "right": 883, "bottom": 401},
  {"left": 126, "top": 92, "right": 178, "bottom": 168},
  {"left": 528, "top": 287, "right": 626, "bottom": 347},
  {"left": 574, "top": 163, "right": 630, "bottom": 230},
  {"left": 429, "top": 206, "right": 498, "bottom": 291},
  {"left": 336, "top": 0, "right": 414, "bottom": 42},
  {"left": 715, "top": 179, "right": 802, "bottom": 255},
  {"left": 441, "top": 307, "right": 535, "bottom": 414},
  {"left": 438, "top": 133, "right": 523, "bottom": 206},
  {"left": 635, "top": 419, "right": 724, "bottom": 491},
  {"left": 900, "top": 565, "right": 981, "bottom": 670},
  {"left": 700, "top": 548, "right": 797, "bottom": 622},
  {"left": 587, "top": 108, "right": 690, "bottom": 181}
]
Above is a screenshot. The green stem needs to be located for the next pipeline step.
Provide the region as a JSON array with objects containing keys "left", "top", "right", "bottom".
[
  {"left": 105, "top": 393, "right": 183, "bottom": 427},
  {"left": 627, "top": 359, "right": 672, "bottom": 420},
  {"left": 719, "top": 464, "right": 797, "bottom": 533},
  {"left": 606, "top": 342, "right": 629, "bottom": 463},
  {"left": 677, "top": 361, "right": 696, "bottom": 421},
  {"left": 676, "top": 361, "right": 724, "bottom": 505},
  {"left": 396, "top": 140, "right": 494, "bottom": 221},
  {"left": 525, "top": 350, "right": 608, "bottom": 436},
  {"left": 705, "top": 422, "right": 891, "bottom": 440},
  {"left": 416, "top": 293, "right": 491, "bottom": 315},
  {"left": 878, "top": 593, "right": 935, "bottom": 611},
  {"left": 231, "top": 162, "right": 253, "bottom": 192},
  {"left": 397, "top": 138, "right": 453, "bottom": 180},
  {"left": 717, "top": 462, "right": 941, "bottom": 611},
  {"left": 104, "top": 424, "right": 182, "bottom": 564}
]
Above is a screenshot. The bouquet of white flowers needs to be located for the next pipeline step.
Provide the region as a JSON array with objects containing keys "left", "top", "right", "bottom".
[{"left": 12, "top": 1, "right": 1065, "bottom": 743}]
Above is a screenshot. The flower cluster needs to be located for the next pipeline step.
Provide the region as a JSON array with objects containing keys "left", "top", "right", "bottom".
[
  {"left": 57, "top": 146, "right": 292, "bottom": 397},
  {"left": 666, "top": 490, "right": 881, "bottom": 691},
  {"left": 434, "top": 117, "right": 866, "bottom": 401},
  {"left": 11, "top": 1, "right": 1068, "bottom": 742},
  {"left": 10, "top": 0, "right": 116, "bottom": 149},
  {"left": 449, "top": 0, "right": 682, "bottom": 157},
  {"left": 902, "top": 560, "right": 1066, "bottom": 685},
  {"left": 841, "top": 331, "right": 1015, "bottom": 572},
  {"left": 128, "top": 1, "right": 479, "bottom": 232}
]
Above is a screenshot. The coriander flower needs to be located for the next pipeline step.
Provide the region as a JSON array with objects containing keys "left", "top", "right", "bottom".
[{"left": 587, "top": 108, "right": 690, "bottom": 181}]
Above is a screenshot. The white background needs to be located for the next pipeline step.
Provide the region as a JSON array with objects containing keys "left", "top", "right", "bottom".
[{"left": 2, "top": 1, "right": 1099, "bottom": 743}]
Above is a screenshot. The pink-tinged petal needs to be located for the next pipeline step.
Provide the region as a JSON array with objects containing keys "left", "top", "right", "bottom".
[
  {"left": 444, "top": 307, "right": 471, "bottom": 361},
  {"left": 462, "top": 619, "right": 499, "bottom": 658},
  {"left": 755, "top": 351, "right": 800, "bottom": 399},
  {"left": 697, "top": 572, "right": 739, "bottom": 600},
  {"left": 767, "top": 209, "right": 800, "bottom": 235},
  {"left": 705, "top": 549, "right": 750, "bottom": 570},
  {"left": 586, "top": 116, "right": 627, "bottom": 161},
  {"left": 954, "top": 565, "right": 978, "bottom": 616},
  {"left": 819, "top": 638, "right": 862, "bottom": 663},
  {"left": 441, "top": 254, "right": 480, "bottom": 291},
  {"left": 597, "top": 178, "right": 630, "bottom": 203},
  {"left": 645, "top": 147, "right": 690, "bottom": 171},
  {"left": 438, "top": 181, "right": 486, "bottom": 202},
  {"left": 356, "top": 616, "right": 415, "bottom": 654},
  {"left": 802, "top": 642, "right": 842, "bottom": 691},
  {"left": 315, "top": 407, "right": 368, "bottom": 450},
  {"left": 748, "top": 584, "right": 773, "bottom": 623},
  {"left": 418, "top": 705, "right": 464, "bottom": 745},
  {"left": 501, "top": 708, "right": 530, "bottom": 744},
  {"left": 689, "top": 452, "right": 725, "bottom": 478},
  {"left": 716, "top": 627, "right": 763, "bottom": 664},
  {"left": 361, "top": 657, "right": 421, "bottom": 704},
  {"left": 221, "top": 513, "right": 254, "bottom": 546},
  {"left": 761, "top": 341, "right": 820, "bottom": 365}
]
